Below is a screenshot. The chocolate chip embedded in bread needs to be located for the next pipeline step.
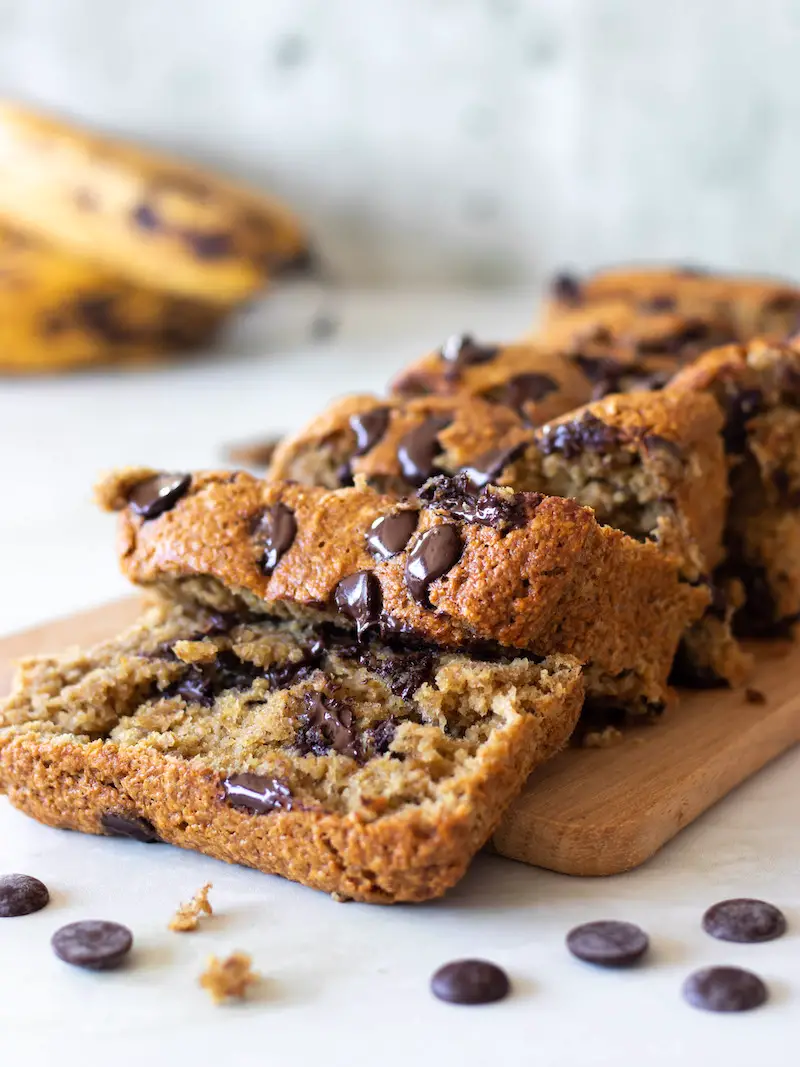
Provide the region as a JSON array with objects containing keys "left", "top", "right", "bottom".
[
  {"left": 253, "top": 502, "right": 297, "bottom": 574},
  {"left": 638, "top": 294, "right": 677, "bottom": 313},
  {"left": 723, "top": 389, "right": 764, "bottom": 453},
  {"left": 397, "top": 415, "right": 453, "bottom": 485},
  {"left": 682, "top": 966, "right": 768, "bottom": 1013},
  {"left": 405, "top": 524, "right": 462, "bottom": 604},
  {"left": 366, "top": 509, "right": 419, "bottom": 560},
  {"left": 297, "top": 691, "right": 358, "bottom": 760},
  {"left": 362, "top": 717, "right": 399, "bottom": 756},
  {"left": 537, "top": 412, "right": 622, "bottom": 459},
  {"left": 499, "top": 372, "right": 559, "bottom": 416},
  {"left": 334, "top": 571, "right": 383, "bottom": 637},
  {"left": 439, "top": 335, "right": 499, "bottom": 370},
  {"left": 128, "top": 473, "right": 191, "bottom": 520},
  {"left": 419, "top": 475, "right": 528, "bottom": 530},
  {"left": 350, "top": 408, "right": 390, "bottom": 456},
  {"left": 223, "top": 773, "right": 294, "bottom": 814},
  {"left": 100, "top": 812, "right": 161, "bottom": 843},
  {"left": 459, "top": 442, "right": 527, "bottom": 490},
  {"left": 430, "top": 959, "right": 511, "bottom": 1005},
  {"left": 642, "top": 434, "right": 683, "bottom": 461}
]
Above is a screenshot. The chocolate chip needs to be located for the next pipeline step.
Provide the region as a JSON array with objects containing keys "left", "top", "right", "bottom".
[
  {"left": 682, "top": 967, "right": 767, "bottom": 1013},
  {"left": 723, "top": 389, "right": 764, "bottom": 453},
  {"left": 745, "top": 687, "right": 767, "bottom": 705},
  {"left": 334, "top": 571, "right": 383, "bottom": 638},
  {"left": 128, "top": 473, "right": 191, "bottom": 520},
  {"left": 350, "top": 408, "right": 390, "bottom": 456},
  {"left": 0, "top": 874, "right": 50, "bottom": 917},
  {"left": 163, "top": 664, "right": 216, "bottom": 707},
  {"left": 638, "top": 294, "right": 676, "bottom": 312},
  {"left": 182, "top": 230, "right": 234, "bottom": 259},
  {"left": 459, "top": 442, "right": 527, "bottom": 490},
  {"left": 75, "top": 294, "right": 133, "bottom": 344},
  {"left": 52, "top": 920, "right": 133, "bottom": 971},
  {"left": 499, "top": 372, "right": 559, "bottom": 416},
  {"left": 637, "top": 319, "right": 711, "bottom": 356},
  {"left": 266, "top": 639, "right": 326, "bottom": 689},
  {"left": 297, "top": 691, "right": 358, "bottom": 759},
  {"left": 254, "top": 502, "right": 297, "bottom": 575},
  {"left": 669, "top": 642, "right": 726, "bottom": 689},
  {"left": 131, "top": 203, "right": 161, "bottom": 230},
  {"left": 642, "top": 434, "right": 683, "bottom": 460},
  {"left": 702, "top": 899, "right": 786, "bottom": 943},
  {"left": 405, "top": 524, "right": 462, "bottom": 604},
  {"left": 419, "top": 474, "right": 529, "bottom": 529},
  {"left": 566, "top": 920, "right": 649, "bottom": 966},
  {"left": 362, "top": 716, "right": 399, "bottom": 756},
  {"left": 100, "top": 813, "right": 161, "bottom": 843},
  {"left": 362, "top": 649, "right": 437, "bottom": 700},
  {"left": 439, "top": 335, "right": 499, "bottom": 370},
  {"left": 431, "top": 960, "right": 510, "bottom": 1005},
  {"left": 366, "top": 509, "right": 419, "bottom": 560},
  {"left": 397, "top": 415, "right": 452, "bottom": 485},
  {"left": 223, "top": 773, "right": 294, "bottom": 814},
  {"left": 550, "top": 272, "right": 583, "bottom": 305},
  {"left": 537, "top": 413, "right": 622, "bottom": 459}
]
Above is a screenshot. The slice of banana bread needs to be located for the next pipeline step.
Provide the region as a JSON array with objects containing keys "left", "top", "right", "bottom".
[
  {"left": 545, "top": 266, "right": 800, "bottom": 340},
  {"left": 268, "top": 388, "right": 744, "bottom": 687},
  {"left": 97, "top": 468, "right": 707, "bottom": 716},
  {"left": 0, "top": 601, "right": 583, "bottom": 903},
  {"left": 670, "top": 339, "right": 800, "bottom": 637}
]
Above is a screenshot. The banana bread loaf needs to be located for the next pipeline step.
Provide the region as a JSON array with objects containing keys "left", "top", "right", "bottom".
[
  {"left": 0, "top": 600, "right": 583, "bottom": 903},
  {"left": 97, "top": 468, "right": 708, "bottom": 715}
]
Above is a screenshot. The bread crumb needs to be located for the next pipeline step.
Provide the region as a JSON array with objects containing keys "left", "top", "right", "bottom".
[
  {"left": 169, "top": 883, "right": 213, "bottom": 932},
  {"left": 581, "top": 725, "right": 624, "bottom": 749},
  {"left": 745, "top": 687, "right": 767, "bottom": 705},
  {"left": 199, "top": 952, "right": 259, "bottom": 1003},
  {"left": 330, "top": 891, "right": 352, "bottom": 903}
]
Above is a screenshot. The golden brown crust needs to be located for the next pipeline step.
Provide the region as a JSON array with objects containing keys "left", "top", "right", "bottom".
[
  {"left": 99, "top": 470, "right": 708, "bottom": 709},
  {"left": 544, "top": 266, "right": 800, "bottom": 340}
]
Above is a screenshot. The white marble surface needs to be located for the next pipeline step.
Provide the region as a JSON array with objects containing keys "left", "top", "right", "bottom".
[
  {"left": 1, "top": 0, "right": 800, "bottom": 283},
  {"left": 1, "top": 289, "right": 798, "bottom": 1066}
]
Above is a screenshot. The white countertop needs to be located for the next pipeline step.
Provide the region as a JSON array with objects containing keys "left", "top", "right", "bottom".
[{"left": 1, "top": 289, "right": 798, "bottom": 1067}]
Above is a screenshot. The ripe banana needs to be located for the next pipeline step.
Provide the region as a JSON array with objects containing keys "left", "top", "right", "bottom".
[{"left": 0, "top": 101, "right": 310, "bottom": 305}]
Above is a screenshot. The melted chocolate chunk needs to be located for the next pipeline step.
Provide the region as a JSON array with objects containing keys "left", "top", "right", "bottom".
[
  {"left": 397, "top": 415, "right": 453, "bottom": 485},
  {"left": 336, "top": 461, "right": 355, "bottom": 487},
  {"left": 366, "top": 509, "right": 419, "bottom": 559},
  {"left": 669, "top": 642, "right": 726, "bottom": 689},
  {"left": 75, "top": 294, "right": 134, "bottom": 344},
  {"left": 350, "top": 408, "right": 390, "bottom": 456},
  {"left": 499, "top": 372, "right": 559, "bottom": 417},
  {"left": 405, "top": 524, "right": 462, "bottom": 604},
  {"left": 334, "top": 571, "right": 383, "bottom": 638},
  {"left": 164, "top": 664, "right": 216, "bottom": 707},
  {"left": 636, "top": 320, "right": 711, "bottom": 355},
  {"left": 458, "top": 442, "right": 527, "bottom": 490},
  {"left": 550, "top": 272, "right": 583, "bottom": 305},
  {"left": 419, "top": 474, "right": 528, "bottom": 529},
  {"left": 439, "top": 334, "right": 499, "bottom": 370},
  {"left": 723, "top": 388, "right": 764, "bottom": 453},
  {"left": 297, "top": 691, "right": 358, "bottom": 760},
  {"left": 362, "top": 649, "right": 437, "bottom": 700},
  {"left": 431, "top": 959, "right": 511, "bottom": 1005},
  {"left": 537, "top": 412, "right": 622, "bottom": 459},
  {"left": 266, "top": 639, "right": 325, "bottom": 689},
  {"left": 161, "top": 650, "right": 266, "bottom": 707},
  {"left": 362, "top": 716, "right": 399, "bottom": 756},
  {"left": 100, "top": 813, "right": 161, "bottom": 843},
  {"left": 642, "top": 434, "right": 683, "bottom": 460},
  {"left": 128, "top": 473, "right": 191, "bottom": 520},
  {"left": 223, "top": 773, "right": 294, "bottom": 814},
  {"left": 253, "top": 502, "right": 297, "bottom": 574}
]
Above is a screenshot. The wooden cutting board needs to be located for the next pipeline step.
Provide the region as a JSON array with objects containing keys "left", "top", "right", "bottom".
[{"left": 2, "top": 599, "right": 799, "bottom": 877}]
